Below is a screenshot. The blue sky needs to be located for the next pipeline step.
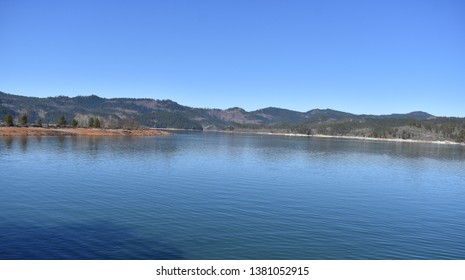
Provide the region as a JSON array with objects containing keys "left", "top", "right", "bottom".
[{"left": 1, "top": 0, "right": 464, "bottom": 116}]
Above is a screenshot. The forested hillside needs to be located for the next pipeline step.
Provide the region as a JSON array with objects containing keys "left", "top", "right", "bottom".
[{"left": 1, "top": 91, "right": 464, "bottom": 142}]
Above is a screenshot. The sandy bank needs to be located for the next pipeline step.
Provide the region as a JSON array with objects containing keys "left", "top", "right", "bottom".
[{"left": 0, "top": 127, "right": 171, "bottom": 136}]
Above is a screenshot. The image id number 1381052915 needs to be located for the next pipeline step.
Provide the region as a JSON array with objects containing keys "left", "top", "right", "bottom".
[{"left": 249, "top": 266, "right": 310, "bottom": 276}]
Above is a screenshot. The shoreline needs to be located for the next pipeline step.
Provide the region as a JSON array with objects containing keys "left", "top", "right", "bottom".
[
  {"left": 204, "top": 129, "right": 465, "bottom": 146},
  {"left": 0, "top": 127, "right": 171, "bottom": 136},
  {"left": 3, "top": 126, "right": 463, "bottom": 146}
]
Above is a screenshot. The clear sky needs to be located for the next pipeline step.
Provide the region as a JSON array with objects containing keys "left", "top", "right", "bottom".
[{"left": 1, "top": 0, "right": 464, "bottom": 116}]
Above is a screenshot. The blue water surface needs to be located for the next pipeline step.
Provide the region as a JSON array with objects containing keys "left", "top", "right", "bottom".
[{"left": 1, "top": 132, "right": 465, "bottom": 259}]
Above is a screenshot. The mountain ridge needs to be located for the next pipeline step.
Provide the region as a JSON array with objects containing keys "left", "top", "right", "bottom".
[
  {"left": 1, "top": 90, "right": 464, "bottom": 143},
  {"left": 0, "top": 90, "right": 437, "bottom": 118},
  {"left": 0, "top": 90, "right": 437, "bottom": 127}
]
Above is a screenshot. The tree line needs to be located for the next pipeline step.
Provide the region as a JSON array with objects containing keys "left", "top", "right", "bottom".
[
  {"left": 222, "top": 117, "right": 465, "bottom": 143},
  {"left": 2, "top": 113, "right": 102, "bottom": 129}
]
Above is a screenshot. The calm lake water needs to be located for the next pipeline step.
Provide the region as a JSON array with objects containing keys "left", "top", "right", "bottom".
[{"left": 1, "top": 132, "right": 465, "bottom": 259}]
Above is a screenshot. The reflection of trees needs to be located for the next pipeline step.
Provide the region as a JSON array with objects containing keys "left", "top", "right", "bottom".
[
  {"left": 3, "top": 136, "right": 13, "bottom": 150},
  {"left": 19, "top": 137, "right": 27, "bottom": 152},
  {"left": 56, "top": 136, "right": 67, "bottom": 151},
  {"left": 55, "top": 136, "right": 180, "bottom": 159},
  {"left": 87, "top": 137, "right": 102, "bottom": 154},
  {"left": 2, "top": 133, "right": 463, "bottom": 163}
]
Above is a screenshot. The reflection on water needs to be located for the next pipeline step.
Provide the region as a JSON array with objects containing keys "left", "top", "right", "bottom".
[
  {"left": 19, "top": 137, "right": 28, "bottom": 152},
  {"left": 2, "top": 136, "right": 13, "bottom": 150},
  {"left": 1, "top": 132, "right": 465, "bottom": 259},
  {"left": 2, "top": 132, "right": 463, "bottom": 161}
]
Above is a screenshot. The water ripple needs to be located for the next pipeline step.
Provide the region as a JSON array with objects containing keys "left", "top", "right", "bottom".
[{"left": 1, "top": 133, "right": 465, "bottom": 259}]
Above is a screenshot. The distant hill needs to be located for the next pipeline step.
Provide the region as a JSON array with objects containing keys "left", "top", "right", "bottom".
[
  {"left": 0, "top": 91, "right": 203, "bottom": 130},
  {"left": 1, "top": 90, "right": 464, "bottom": 142},
  {"left": 371, "top": 111, "right": 435, "bottom": 120}
]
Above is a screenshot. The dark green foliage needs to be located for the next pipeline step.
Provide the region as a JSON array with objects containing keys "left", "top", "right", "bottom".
[
  {"left": 19, "top": 114, "right": 28, "bottom": 126},
  {"left": 401, "top": 130, "right": 413, "bottom": 139},
  {"left": 58, "top": 116, "right": 67, "bottom": 127},
  {"left": 157, "top": 99, "right": 190, "bottom": 111},
  {"left": 137, "top": 111, "right": 203, "bottom": 130},
  {"left": 88, "top": 117, "right": 95, "bottom": 128},
  {"left": 94, "top": 118, "right": 101, "bottom": 128},
  {"left": 87, "top": 117, "right": 101, "bottom": 128},
  {"left": 4, "top": 113, "right": 14, "bottom": 126},
  {"left": 457, "top": 129, "right": 465, "bottom": 143},
  {"left": 71, "top": 119, "right": 78, "bottom": 128},
  {"left": 35, "top": 118, "right": 43, "bottom": 127},
  {"left": 225, "top": 117, "right": 465, "bottom": 143},
  {"left": 74, "top": 95, "right": 105, "bottom": 108},
  {"left": 222, "top": 125, "right": 235, "bottom": 131},
  {"left": 252, "top": 107, "right": 306, "bottom": 125}
]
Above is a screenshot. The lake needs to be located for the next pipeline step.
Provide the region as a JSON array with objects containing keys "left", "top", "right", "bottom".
[{"left": 1, "top": 132, "right": 465, "bottom": 259}]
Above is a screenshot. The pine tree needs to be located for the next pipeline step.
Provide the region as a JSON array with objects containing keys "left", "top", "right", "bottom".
[
  {"left": 36, "top": 118, "right": 43, "bottom": 127},
  {"left": 71, "top": 119, "right": 78, "bottom": 128},
  {"left": 58, "top": 116, "right": 67, "bottom": 127},
  {"left": 94, "top": 118, "right": 101, "bottom": 128},
  {"left": 19, "top": 114, "right": 28, "bottom": 126},
  {"left": 4, "top": 113, "right": 14, "bottom": 126},
  {"left": 88, "top": 117, "right": 95, "bottom": 128}
]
